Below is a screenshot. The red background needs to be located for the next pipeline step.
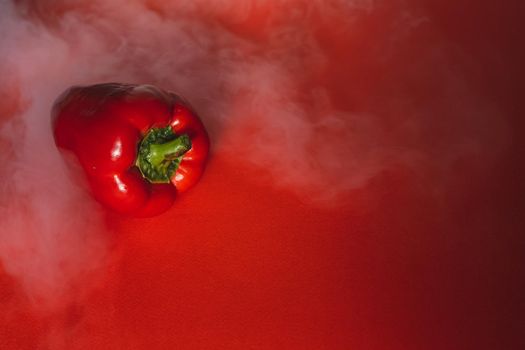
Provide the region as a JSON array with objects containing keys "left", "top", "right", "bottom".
[{"left": 1, "top": 1, "right": 524, "bottom": 349}]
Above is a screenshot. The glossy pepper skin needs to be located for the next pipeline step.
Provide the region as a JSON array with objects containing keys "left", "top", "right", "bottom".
[{"left": 52, "top": 83, "right": 209, "bottom": 217}]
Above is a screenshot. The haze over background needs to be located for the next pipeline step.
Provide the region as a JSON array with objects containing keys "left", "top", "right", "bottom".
[{"left": 0, "top": 0, "right": 523, "bottom": 349}]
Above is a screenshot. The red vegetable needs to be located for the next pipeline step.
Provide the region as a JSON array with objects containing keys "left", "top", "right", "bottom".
[{"left": 52, "top": 83, "right": 210, "bottom": 217}]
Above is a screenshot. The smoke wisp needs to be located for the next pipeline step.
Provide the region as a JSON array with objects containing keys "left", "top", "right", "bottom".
[{"left": 0, "top": 0, "right": 510, "bottom": 309}]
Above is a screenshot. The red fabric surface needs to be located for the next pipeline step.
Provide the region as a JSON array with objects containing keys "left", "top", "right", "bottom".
[{"left": 2, "top": 151, "right": 524, "bottom": 349}]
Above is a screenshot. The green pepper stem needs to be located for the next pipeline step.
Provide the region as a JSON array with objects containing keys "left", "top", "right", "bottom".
[
  {"left": 135, "top": 126, "right": 192, "bottom": 183},
  {"left": 148, "top": 135, "right": 191, "bottom": 167}
]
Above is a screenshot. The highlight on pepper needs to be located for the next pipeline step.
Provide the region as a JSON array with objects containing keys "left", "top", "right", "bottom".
[{"left": 52, "top": 83, "right": 210, "bottom": 217}]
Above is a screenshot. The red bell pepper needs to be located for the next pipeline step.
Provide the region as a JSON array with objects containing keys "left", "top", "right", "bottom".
[{"left": 52, "top": 83, "right": 210, "bottom": 217}]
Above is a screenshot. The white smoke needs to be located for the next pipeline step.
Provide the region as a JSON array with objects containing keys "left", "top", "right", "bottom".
[{"left": 0, "top": 0, "right": 509, "bottom": 310}]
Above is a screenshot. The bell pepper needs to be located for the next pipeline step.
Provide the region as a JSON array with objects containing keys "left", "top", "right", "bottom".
[{"left": 52, "top": 83, "right": 210, "bottom": 217}]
